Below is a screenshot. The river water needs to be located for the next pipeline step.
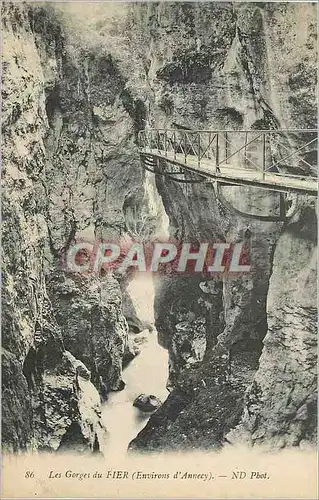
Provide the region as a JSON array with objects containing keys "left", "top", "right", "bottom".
[{"left": 101, "top": 274, "right": 169, "bottom": 457}]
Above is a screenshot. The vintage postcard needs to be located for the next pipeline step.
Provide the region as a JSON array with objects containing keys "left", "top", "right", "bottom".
[{"left": 1, "top": 0, "right": 318, "bottom": 498}]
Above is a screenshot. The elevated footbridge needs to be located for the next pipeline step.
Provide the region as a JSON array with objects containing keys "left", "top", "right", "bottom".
[{"left": 138, "top": 128, "right": 317, "bottom": 221}]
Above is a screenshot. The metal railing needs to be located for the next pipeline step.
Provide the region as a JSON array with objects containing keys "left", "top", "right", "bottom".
[{"left": 138, "top": 129, "right": 318, "bottom": 180}]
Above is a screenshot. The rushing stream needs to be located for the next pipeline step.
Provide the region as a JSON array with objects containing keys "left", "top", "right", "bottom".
[{"left": 101, "top": 274, "right": 169, "bottom": 457}]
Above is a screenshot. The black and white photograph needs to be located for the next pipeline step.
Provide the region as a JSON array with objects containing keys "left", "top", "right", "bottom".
[{"left": 1, "top": 1, "right": 318, "bottom": 498}]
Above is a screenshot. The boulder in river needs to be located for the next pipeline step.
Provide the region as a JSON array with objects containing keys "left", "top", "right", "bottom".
[{"left": 133, "top": 394, "right": 162, "bottom": 413}]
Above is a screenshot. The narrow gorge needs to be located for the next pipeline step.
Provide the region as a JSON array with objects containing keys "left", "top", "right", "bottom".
[{"left": 2, "top": 0, "right": 317, "bottom": 461}]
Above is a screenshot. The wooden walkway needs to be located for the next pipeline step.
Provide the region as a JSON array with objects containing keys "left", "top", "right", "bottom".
[
  {"left": 139, "top": 129, "right": 318, "bottom": 197},
  {"left": 142, "top": 150, "right": 317, "bottom": 196}
]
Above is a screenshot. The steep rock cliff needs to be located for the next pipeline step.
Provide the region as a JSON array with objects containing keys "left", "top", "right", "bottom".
[
  {"left": 2, "top": 2, "right": 162, "bottom": 452},
  {"left": 230, "top": 199, "right": 317, "bottom": 448}
]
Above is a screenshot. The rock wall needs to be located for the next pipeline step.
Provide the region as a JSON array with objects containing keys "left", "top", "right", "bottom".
[
  {"left": 231, "top": 199, "right": 317, "bottom": 449},
  {"left": 1, "top": 2, "right": 163, "bottom": 453}
]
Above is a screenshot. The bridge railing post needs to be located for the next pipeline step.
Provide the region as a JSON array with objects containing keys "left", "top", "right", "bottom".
[
  {"left": 262, "top": 132, "right": 266, "bottom": 179},
  {"left": 244, "top": 132, "right": 248, "bottom": 167},
  {"left": 225, "top": 132, "right": 228, "bottom": 162},
  {"left": 164, "top": 130, "right": 167, "bottom": 157},
  {"left": 173, "top": 131, "right": 176, "bottom": 160},
  {"left": 184, "top": 132, "right": 187, "bottom": 164},
  {"left": 216, "top": 133, "right": 219, "bottom": 173},
  {"left": 149, "top": 130, "right": 152, "bottom": 151},
  {"left": 198, "top": 132, "right": 201, "bottom": 168},
  {"left": 152, "top": 130, "right": 155, "bottom": 151}
]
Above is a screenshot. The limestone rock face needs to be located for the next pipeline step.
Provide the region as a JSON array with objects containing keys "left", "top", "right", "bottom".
[
  {"left": 1, "top": 3, "right": 154, "bottom": 452},
  {"left": 37, "top": 350, "right": 106, "bottom": 452},
  {"left": 48, "top": 271, "right": 128, "bottom": 395},
  {"left": 2, "top": 350, "right": 34, "bottom": 452},
  {"left": 231, "top": 200, "right": 317, "bottom": 448}
]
